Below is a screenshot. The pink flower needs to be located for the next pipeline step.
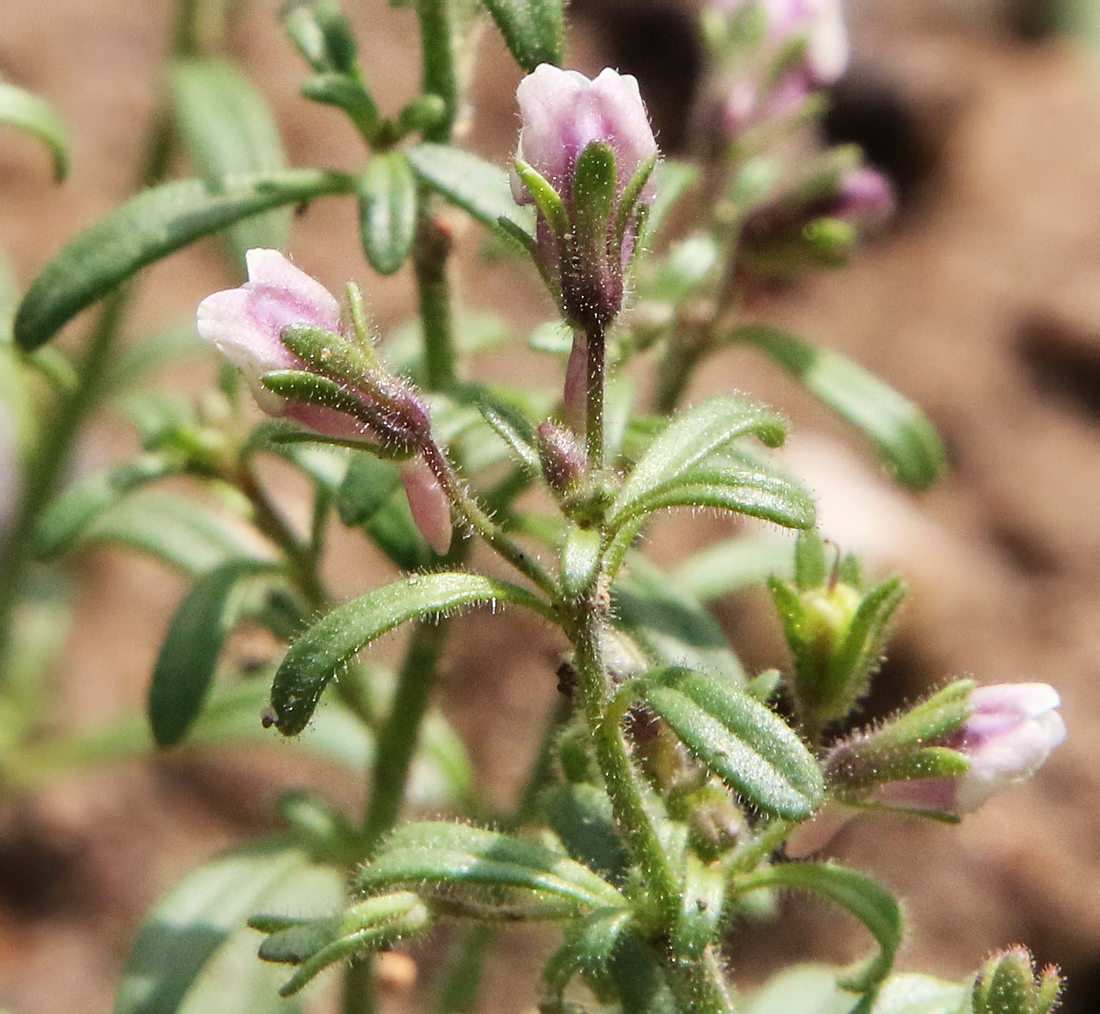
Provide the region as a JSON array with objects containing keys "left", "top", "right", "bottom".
[
  {"left": 197, "top": 248, "right": 341, "bottom": 416},
  {"left": 512, "top": 65, "right": 659, "bottom": 329},
  {"left": 513, "top": 65, "right": 657, "bottom": 205},
  {"left": 862, "top": 683, "right": 1065, "bottom": 816}
]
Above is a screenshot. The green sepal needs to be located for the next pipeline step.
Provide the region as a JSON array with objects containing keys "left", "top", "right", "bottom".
[
  {"left": 269, "top": 573, "right": 552, "bottom": 735},
  {"left": 572, "top": 141, "right": 618, "bottom": 264},
  {"left": 356, "top": 822, "right": 626, "bottom": 918},
  {"left": 0, "top": 81, "right": 69, "bottom": 181},
  {"left": 357, "top": 151, "right": 418, "bottom": 275},
  {"left": 971, "top": 948, "right": 1062, "bottom": 1014},
  {"left": 626, "top": 666, "right": 824, "bottom": 820},
  {"left": 794, "top": 529, "right": 827, "bottom": 591},
  {"left": 148, "top": 559, "right": 283, "bottom": 747},
  {"left": 407, "top": 143, "right": 536, "bottom": 244},
  {"left": 858, "top": 680, "right": 975, "bottom": 756},
  {"left": 251, "top": 892, "right": 432, "bottom": 997},
  {"left": 559, "top": 524, "right": 602, "bottom": 600},
  {"left": 614, "top": 154, "right": 657, "bottom": 249},
  {"left": 734, "top": 862, "right": 902, "bottom": 999},
  {"left": 734, "top": 325, "right": 946, "bottom": 492},
  {"left": 480, "top": 0, "right": 565, "bottom": 71},
  {"left": 277, "top": 323, "right": 373, "bottom": 384},
  {"left": 14, "top": 169, "right": 354, "bottom": 350},
  {"left": 513, "top": 158, "right": 570, "bottom": 240},
  {"left": 260, "top": 369, "right": 375, "bottom": 428}
]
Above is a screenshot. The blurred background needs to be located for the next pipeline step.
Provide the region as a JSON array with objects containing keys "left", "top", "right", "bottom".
[{"left": 4, "top": 0, "right": 1100, "bottom": 1011}]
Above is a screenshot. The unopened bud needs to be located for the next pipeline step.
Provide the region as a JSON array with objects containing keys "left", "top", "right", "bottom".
[
  {"left": 972, "top": 948, "right": 1062, "bottom": 1014},
  {"left": 537, "top": 420, "right": 587, "bottom": 496}
]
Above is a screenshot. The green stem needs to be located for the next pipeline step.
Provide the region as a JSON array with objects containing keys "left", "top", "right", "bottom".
[
  {"left": 413, "top": 200, "right": 457, "bottom": 390},
  {"left": 654, "top": 320, "right": 708, "bottom": 415},
  {"left": 586, "top": 322, "right": 606, "bottom": 471},
  {"left": 361, "top": 618, "right": 452, "bottom": 849},
  {"left": 664, "top": 947, "right": 738, "bottom": 1014},
  {"left": 416, "top": 0, "right": 458, "bottom": 144},
  {"left": 419, "top": 441, "right": 558, "bottom": 598},
  {"left": 569, "top": 609, "right": 681, "bottom": 925}
]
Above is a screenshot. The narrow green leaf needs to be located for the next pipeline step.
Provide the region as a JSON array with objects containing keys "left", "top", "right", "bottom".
[
  {"left": 270, "top": 573, "right": 551, "bottom": 735},
  {"left": 357, "top": 151, "right": 417, "bottom": 275},
  {"left": 613, "top": 395, "right": 788, "bottom": 516},
  {"left": 407, "top": 143, "right": 536, "bottom": 242},
  {"left": 633, "top": 667, "right": 823, "bottom": 819},
  {"left": 115, "top": 840, "right": 314, "bottom": 1014},
  {"left": 14, "top": 168, "right": 354, "bottom": 350},
  {"left": 735, "top": 325, "right": 945, "bottom": 492},
  {"left": 79, "top": 492, "right": 262, "bottom": 577},
  {"left": 34, "top": 453, "right": 182, "bottom": 560},
  {"left": 610, "top": 469, "right": 815, "bottom": 534},
  {"left": 172, "top": 58, "right": 290, "bottom": 263},
  {"left": 0, "top": 81, "right": 69, "bottom": 181},
  {"left": 149, "top": 560, "right": 281, "bottom": 747},
  {"left": 480, "top": 0, "right": 564, "bottom": 70},
  {"left": 477, "top": 401, "right": 541, "bottom": 474},
  {"left": 358, "top": 822, "right": 625, "bottom": 916},
  {"left": 539, "top": 783, "right": 631, "bottom": 887},
  {"left": 544, "top": 909, "right": 632, "bottom": 998},
  {"left": 613, "top": 559, "right": 746, "bottom": 684},
  {"left": 672, "top": 535, "right": 794, "bottom": 603},
  {"left": 736, "top": 863, "right": 903, "bottom": 997}
]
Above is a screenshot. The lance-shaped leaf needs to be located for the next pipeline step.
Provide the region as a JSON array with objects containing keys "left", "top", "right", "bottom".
[
  {"left": 613, "top": 395, "right": 788, "bottom": 519},
  {"left": 115, "top": 840, "right": 323, "bottom": 1014},
  {"left": 34, "top": 452, "right": 183, "bottom": 560},
  {"left": 608, "top": 468, "right": 814, "bottom": 557},
  {"left": 0, "top": 81, "right": 69, "bottom": 181},
  {"left": 149, "top": 560, "right": 283, "bottom": 747},
  {"left": 407, "top": 143, "right": 536, "bottom": 244},
  {"left": 613, "top": 559, "right": 746, "bottom": 684},
  {"left": 539, "top": 783, "right": 631, "bottom": 887},
  {"left": 78, "top": 492, "right": 262, "bottom": 577},
  {"left": 14, "top": 168, "right": 354, "bottom": 350},
  {"left": 357, "top": 822, "right": 625, "bottom": 919},
  {"left": 735, "top": 863, "right": 903, "bottom": 998},
  {"left": 629, "top": 667, "right": 823, "bottom": 819},
  {"left": 544, "top": 909, "right": 632, "bottom": 999},
  {"left": 357, "top": 150, "right": 418, "bottom": 275},
  {"left": 251, "top": 892, "right": 432, "bottom": 997},
  {"left": 270, "top": 573, "right": 552, "bottom": 735},
  {"left": 481, "top": 0, "right": 564, "bottom": 71},
  {"left": 172, "top": 58, "right": 290, "bottom": 264},
  {"left": 734, "top": 325, "right": 945, "bottom": 492}
]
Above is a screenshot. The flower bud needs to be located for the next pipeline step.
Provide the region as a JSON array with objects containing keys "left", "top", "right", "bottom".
[
  {"left": 971, "top": 948, "right": 1062, "bottom": 1014},
  {"left": 512, "top": 65, "right": 658, "bottom": 329},
  {"left": 537, "top": 420, "right": 587, "bottom": 496},
  {"left": 827, "top": 681, "right": 1066, "bottom": 818}
]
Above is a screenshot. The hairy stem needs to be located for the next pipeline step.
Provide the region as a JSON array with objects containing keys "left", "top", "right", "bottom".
[{"left": 586, "top": 321, "right": 606, "bottom": 471}]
